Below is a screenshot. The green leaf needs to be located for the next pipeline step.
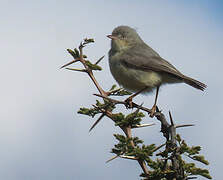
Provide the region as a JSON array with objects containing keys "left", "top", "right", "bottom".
[
  {"left": 111, "top": 134, "right": 134, "bottom": 155},
  {"left": 176, "top": 134, "right": 181, "bottom": 144},
  {"left": 67, "top": 49, "right": 78, "bottom": 58},
  {"left": 84, "top": 38, "right": 94, "bottom": 43},
  {"left": 83, "top": 38, "right": 95, "bottom": 46},
  {"left": 178, "top": 140, "right": 190, "bottom": 154},
  {"left": 113, "top": 109, "right": 145, "bottom": 127},
  {"left": 188, "top": 146, "right": 201, "bottom": 155},
  {"left": 191, "top": 155, "right": 209, "bottom": 165},
  {"left": 110, "top": 84, "right": 117, "bottom": 91},
  {"left": 74, "top": 48, "right": 80, "bottom": 57},
  {"left": 112, "top": 113, "right": 125, "bottom": 123},
  {"left": 117, "top": 89, "right": 132, "bottom": 96},
  {"left": 189, "top": 167, "right": 212, "bottom": 179},
  {"left": 77, "top": 107, "right": 99, "bottom": 117},
  {"left": 85, "top": 60, "right": 102, "bottom": 71}
]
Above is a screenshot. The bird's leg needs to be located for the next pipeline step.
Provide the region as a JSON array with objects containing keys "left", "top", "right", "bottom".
[
  {"left": 150, "top": 86, "right": 160, "bottom": 117},
  {"left": 125, "top": 87, "right": 148, "bottom": 108}
]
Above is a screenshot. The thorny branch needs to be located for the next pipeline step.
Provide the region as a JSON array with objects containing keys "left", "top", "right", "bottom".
[
  {"left": 61, "top": 39, "right": 211, "bottom": 180},
  {"left": 61, "top": 39, "right": 150, "bottom": 174}
]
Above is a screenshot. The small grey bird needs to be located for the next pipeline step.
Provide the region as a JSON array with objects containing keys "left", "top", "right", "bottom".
[{"left": 107, "top": 26, "right": 206, "bottom": 116}]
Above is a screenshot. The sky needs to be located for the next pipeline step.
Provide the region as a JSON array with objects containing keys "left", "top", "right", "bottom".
[{"left": 0, "top": 0, "right": 222, "bottom": 179}]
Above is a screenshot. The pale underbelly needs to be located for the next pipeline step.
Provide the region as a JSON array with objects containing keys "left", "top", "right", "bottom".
[{"left": 110, "top": 61, "right": 162, "bottom": 92}]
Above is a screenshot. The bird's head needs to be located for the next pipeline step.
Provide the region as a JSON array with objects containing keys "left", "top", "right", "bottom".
[{"left": 107, "top": 26, "right": 144, "bottom": 53}]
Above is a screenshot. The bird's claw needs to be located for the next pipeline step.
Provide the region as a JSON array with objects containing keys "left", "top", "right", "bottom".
[
  {"left": 150, "top": 105, "right": 157, "bottom": 118},
  {"left": 124, "top": 97, "right": 133, "bottom": 108}
]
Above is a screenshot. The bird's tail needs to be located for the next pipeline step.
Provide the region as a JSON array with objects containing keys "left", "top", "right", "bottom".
[{"left": 183, "top": 76, "right": 207, "bottom": 91}]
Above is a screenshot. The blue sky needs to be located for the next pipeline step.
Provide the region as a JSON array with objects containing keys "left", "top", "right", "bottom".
[{"left": 0, "top": 0, "right": 222, "bottom": 179}]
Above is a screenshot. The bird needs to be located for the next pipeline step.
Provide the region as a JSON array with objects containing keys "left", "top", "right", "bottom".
[{"left": 107, "top": 25, "right": 206, "bottom": 117}]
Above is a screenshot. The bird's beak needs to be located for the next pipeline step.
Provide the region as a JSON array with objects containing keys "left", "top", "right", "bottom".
[{"left": 107, "top": 35, "right": 118, "bottom": 40}]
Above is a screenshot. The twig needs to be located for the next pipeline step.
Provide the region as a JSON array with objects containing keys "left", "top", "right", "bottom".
[
  {"left": 78, "top": 44, "right": 107, "bottom": 96},
  {"left": 154, "top": 110, "right": 185, "bottom": 179},
  {"left": 106, "top": 155, "right": 119, "bottom": 163},
  {"left": 94, "top": 93, "right": 153, "bottom": 114},
  {"left": 152, "top": 143, "right": 165, "bottom": 152},
  {"left": 120, "top": 155, "right": 138, "bottom": 160},
  {"left": 176, "top": 124, "right": 195, "bottom": 128},
  {"left": 89, "top": 113, "right": 105, "bottom": 132},
  {"left": 65, "top": 68, "right": 86, "bottom": 72},
  {"left": 60, "top": 59, "right": 80, "bottom": 69},
  {"left": 95, "top": 55, "right": 105, "bottom": 65},
  {"left": 132, "top": 123, "right": 155, "bottom": 128}
]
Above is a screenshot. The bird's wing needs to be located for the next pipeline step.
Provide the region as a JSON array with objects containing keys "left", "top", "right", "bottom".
[
  {"left": 119, "top": 45, "right": 206, "bottom": 91},
  {"left": 120, "top": 46, "right": 184, "bottom": 79}
]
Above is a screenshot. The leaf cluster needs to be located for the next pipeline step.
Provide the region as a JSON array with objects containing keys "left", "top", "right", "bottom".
[
  {"left": 109, "top": 84, "right": 132, "bottom": 96},
  {"left": 111, "top": 134, "right": 156, "bottom": 160},
  {"left": 78, "top": 100, "right": 115, "bottom": 118},
  {"left": 146, "top": 134, "right": 212, "bottom": 179},
  {"left": 176, "top": 134, "right": 211, "bottom": 179},
  {"left": 112, "top": 109, "right": 145, "bottom": 127},
  {"left": 67, "top": 48, "right": 82, "bottom": 59},
  {"left": 85, "top": 60, "right": 102, "bottom": 71},
  {"left": 66, "top": 38, "right": 102, "bottom": 71}
]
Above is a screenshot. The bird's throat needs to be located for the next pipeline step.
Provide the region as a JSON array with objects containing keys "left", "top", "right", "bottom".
[{"left": 112, "top": 40, "right": 132, "bottom": 53}]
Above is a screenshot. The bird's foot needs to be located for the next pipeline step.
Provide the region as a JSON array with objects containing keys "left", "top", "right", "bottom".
[
  {"left": 150, "top": 105, "right": 157, "bottom": 118},
  {"left": 124, "top": 97, "right": 133, "bottom": 108}
]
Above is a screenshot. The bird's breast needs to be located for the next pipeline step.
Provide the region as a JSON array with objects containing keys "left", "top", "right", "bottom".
[{"left": 109, "top": 56, "right": 162, "bottom": 92}]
